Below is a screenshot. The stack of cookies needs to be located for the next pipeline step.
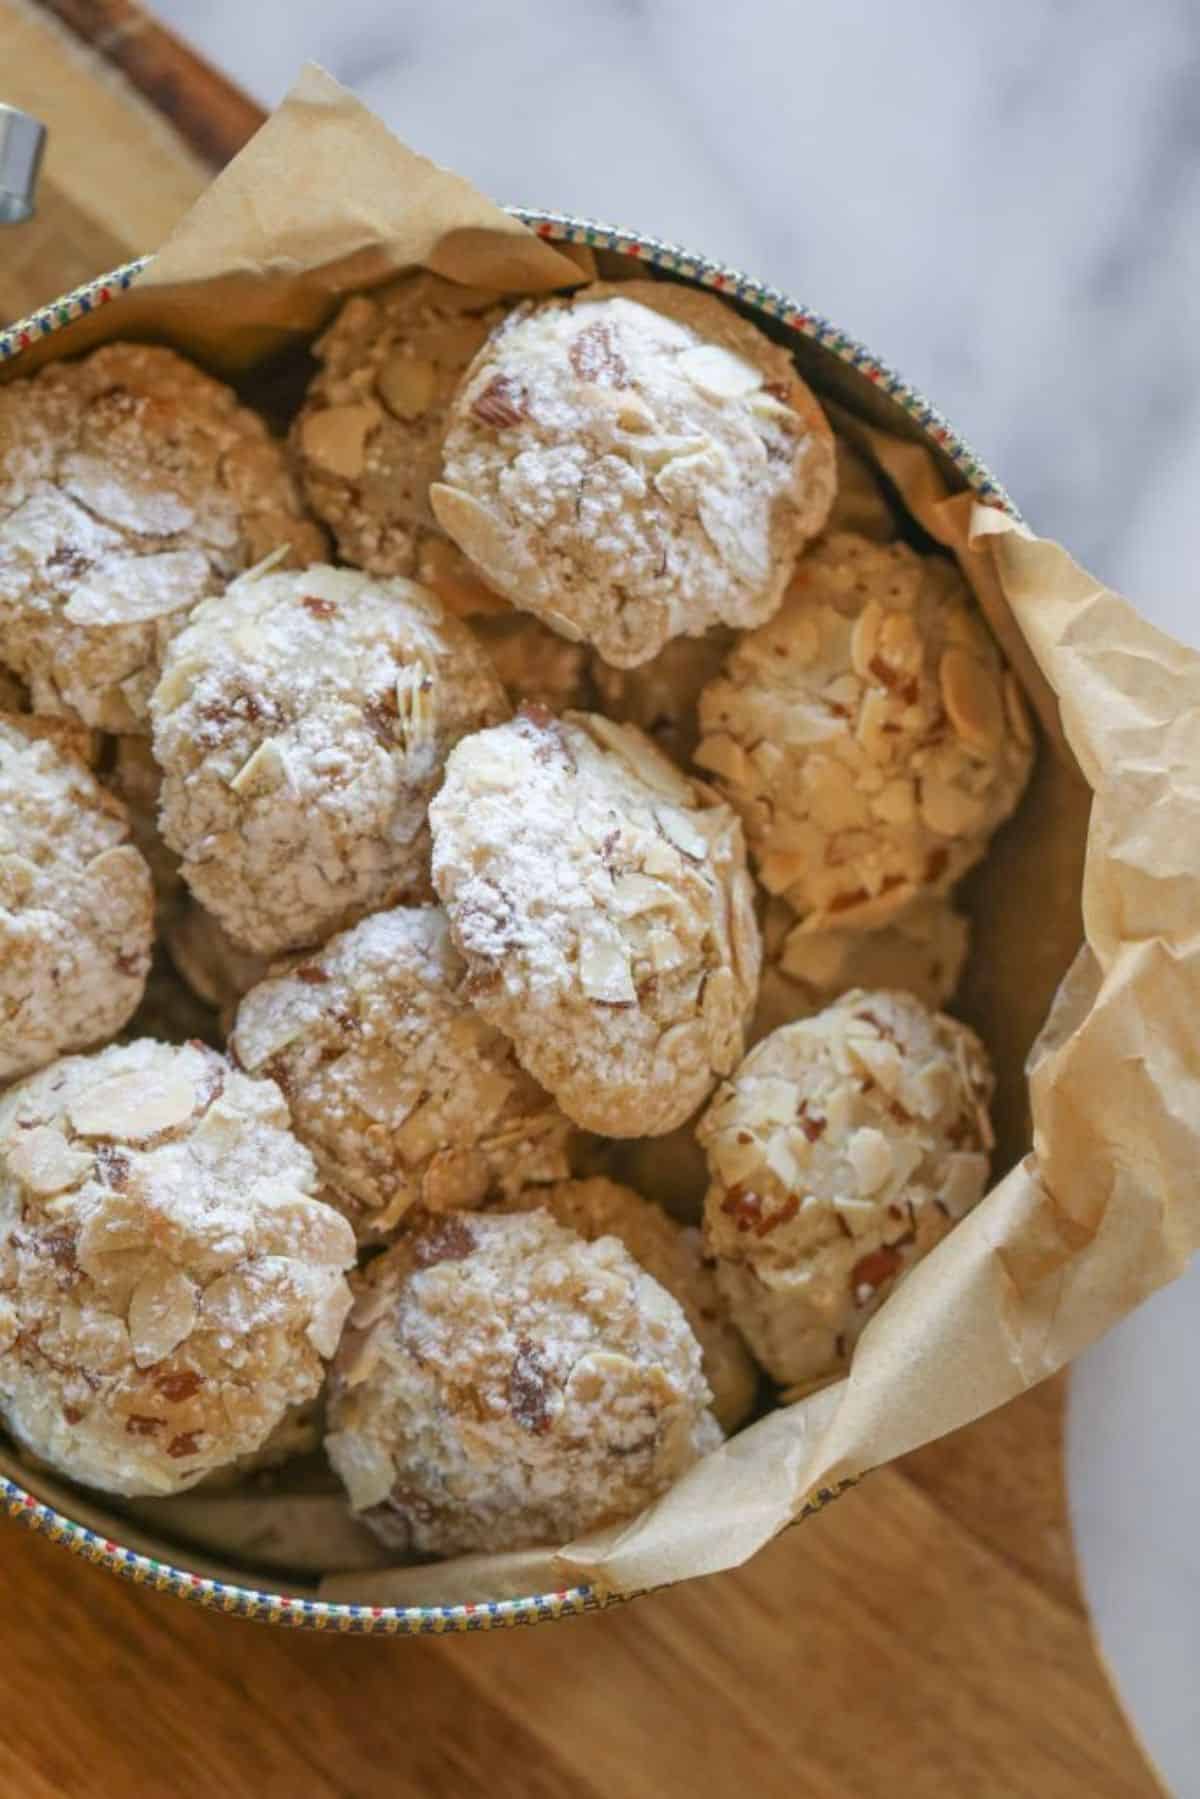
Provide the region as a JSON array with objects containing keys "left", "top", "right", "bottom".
[{"left": 0, "top": 271, "right": 1032, "bottom": 1559}]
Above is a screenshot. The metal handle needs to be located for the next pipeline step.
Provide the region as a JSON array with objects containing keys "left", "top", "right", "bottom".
[{"left": 0, "top": 105, "right": 46, "bottom": 225}]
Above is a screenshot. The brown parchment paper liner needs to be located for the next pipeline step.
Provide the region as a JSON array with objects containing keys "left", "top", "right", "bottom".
[{"left": 5, "top": 67, "right": 1198, "bottom": 1610}]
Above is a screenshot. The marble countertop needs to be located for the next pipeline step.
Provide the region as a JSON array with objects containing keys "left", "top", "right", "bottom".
[{"left": 157, "top": 0, "right": 1200, "bottom": 641}]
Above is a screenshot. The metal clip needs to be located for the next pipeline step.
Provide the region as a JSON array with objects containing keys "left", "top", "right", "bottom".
[{"left": 0, "top": 105, "right": 47, "bottom": 225}]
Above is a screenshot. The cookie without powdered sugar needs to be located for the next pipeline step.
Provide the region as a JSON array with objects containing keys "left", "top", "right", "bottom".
[
  {"left": 0, "top": 343, "right": 324, "bottom": 732},
  {"left": 429, "top": 708, "right": 761, "bottom": 1137},
  {"left": 151, "top": 565, "right": 509, "bottom": 957},
  {"left": 432, "top": 280, "right": 836, "bottom": 667},
  {"left": 696, "top": 532, "right": 1033, "bottom": 930},
  {"left": 698, "top": 989, "right": 994, "bottom": 1390}
]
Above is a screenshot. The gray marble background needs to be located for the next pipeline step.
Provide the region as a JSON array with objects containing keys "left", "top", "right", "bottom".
[{"left": 159, "top": 0, "right": 1200, "bottom": 642}]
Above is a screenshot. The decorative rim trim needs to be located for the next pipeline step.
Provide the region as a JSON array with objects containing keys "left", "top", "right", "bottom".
[{"left": 0, "top": 209, "right": 997, "bottom": 1632}]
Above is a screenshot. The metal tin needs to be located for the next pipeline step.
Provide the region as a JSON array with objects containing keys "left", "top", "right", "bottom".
[{"left": 0, "top": 213, "right": 1017, "bottom": 1632}]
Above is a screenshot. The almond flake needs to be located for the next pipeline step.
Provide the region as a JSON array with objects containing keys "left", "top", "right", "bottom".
[{"left": 128, "top": 1265, "right": 197, "bottom": 1367}]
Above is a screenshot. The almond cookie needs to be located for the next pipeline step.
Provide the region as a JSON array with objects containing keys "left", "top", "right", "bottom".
[
  {"left": 432, "top": 281, "right": 836, "bottom": 668},
  {"left": 696, "top": 533, "right": 1033, "bottom": 929},
  {"left": 0, "top": 343, "right": 324, "bottom": 733},
  {"left": 294, "top": 274, "right": 511, "bottom": 576},
  {"left": 0, "top": 719, "right": 154, "bottom": 1082},
  {"left": 430, "top": 709, "right": 761, "bottom": 1137},
  {"left": 230, "top": 906, "right": 573, "bottom": 1242},
  {"left": 591, "top": 627, "right": 734, "bottom": 765},
  {"left": 492, "top": 1177, "right": 756, "bottom": 1431},
  {"left": 828, "top": 437, "right": 896, "bottom": 542},
  {"left": 698, "top": 990, "right": 993, "bottom": 1389},
  {"left": 163, "top": 903, "right": 269, "bottom": 1028},
  {"left": 752, "top": 894, "right": 969, "bottom": 1042},
  {"left": 0, "top": 1038, "right": 355, "bottom": 1496},
  {"left": 608, "top": 897, "right": 970, "bottom": 1226},
  {"left": 151, "top": 565, "right": 509, "bottom": 956},
  {"left": 101, "top": 734, "right": 184, "bottom": 926},
  {"left": 326, "top": 1207, "right": 719, "bottom": 1556}
]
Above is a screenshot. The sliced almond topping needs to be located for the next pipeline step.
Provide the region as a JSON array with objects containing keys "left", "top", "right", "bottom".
[
  {"left": 64, "top": 550, "right": 211, "bottom": 625},
  {"left": 579, "top": 932, "right": 636, "bottom": 1005},
  {"left": 579, "top": 712, "right": 696, "bottom": 803},
  {"left": 940, "top": 648, "right": 1005, "bottom": 754},
  {"left": 229, "top": 737, "right": 287, "bottom": 799},
  {"left": 693, "top": 733, "right": 749, "bottom": 786},
  {"left": 849, "top": 601, "right": 884, "bottom": 682},
  {"left": 676, "top": 343, "right": 762, "bottom": 400},
  {"left": 919, "top": 776, "right": 986, "bottom": 839},
  {"left": 646, "top": 925, "right": 688, "bottom": 971},
  {"left": 377, "top": 355, "right": 438, "bottom": 421},
  {"left": 306, "top": 1271, "right": 354, "bottom": 1359},
  {"left": 430, "top": 484, "right": 523, "bottom": 591},
  {"left": 68, "top": 1068, "right": 198, "bottom": 1140},
  {"left": 128, "top": 1265, "right": 196, "bottom": 1368},
  {"left": 846, "top": 1127, "right": 895, "bottom": 1196},
  {"left": 300, "top": 404, "right": 380, "bottom": 479},
  {"left": 611, "top": 872, "right": 672, "bottom": 916},
  {"left": 4, "top": 1126, "right": 91, "bottom": 1196},
  {"left": 654, "top": 804, "right": 708, "bottom": 862}
]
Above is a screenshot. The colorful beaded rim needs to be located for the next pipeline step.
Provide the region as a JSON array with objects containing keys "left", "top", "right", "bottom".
[{"left": 0, "top": 210, "right": 1002, "bottom": 1634}]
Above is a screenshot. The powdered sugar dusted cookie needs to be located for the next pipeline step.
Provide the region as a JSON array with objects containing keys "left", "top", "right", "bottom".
[
  {"left": 231, "top": 906, "right": 573, "bottom": 1241},
  {"left": 432, "top": 281, "right": 836, "bottom": 667},
  {"left": 294, "top": 273, "right": 511, "bottom": 576},
  {"left": 0, "top": 719, "right": 153, "bottom": 1082},
  {"left": 698, "top": 990, "right": 993, "bottom": 1388},
  {"left": 696, "top": 533, "right": 1033, "bottom": 929},
  {"left": 495, "top": 1177, "right": 756, "bottom": 1432},
  {"left": 430, "top": 709, "right": 761, "bottom": 1137},
  {"left": 151, "top": 565, "right": 508, "bottom": 956},
  {"left": 0, "top": 1038, "right": 355, "bottom": 1496},
  {"left": 592, "top": 627, "right": 734, "bottom": 764},
  {"left": 752, "top": 895, "right": 969, "bottom": 1042},
  {"left": 326, "top": 1207, "right": 719, "bottom": 1555},
  {"left": 0, "top": 343, "right": 324, "bottom": 732}
]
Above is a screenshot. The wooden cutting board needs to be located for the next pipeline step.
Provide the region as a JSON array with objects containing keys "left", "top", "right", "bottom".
[{"left": 0, "top": 5, "right": 1162, "bottom": 1795}]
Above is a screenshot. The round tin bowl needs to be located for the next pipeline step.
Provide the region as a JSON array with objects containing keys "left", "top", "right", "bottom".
[{"left": 0, "top": 211, "right": 1018, "bottom": 1633}]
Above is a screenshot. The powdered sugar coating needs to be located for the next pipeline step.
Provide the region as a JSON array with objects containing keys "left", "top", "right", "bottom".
[
  {"left": 294, "top": 274, "right": 511, "bottom": 576},
  {"left": 752, "top": 895, "right": 969, "bottom": 1042},
  {"left": 696, "top": 533, "right": 1034, "bottom": 929},
  {"left": 0, "top": 344, "right": 324, "bottom": 732},
  {"left": 698, "top": 990, "right": 993, "bottom": 1388},
  {"left": 0, "top": 720, "right": 153, "bottom": 1082},
  {"left": 0, "top": 1039, "right": 355, "bottom": 1496},
  {"left": 432, "top": 281, "right": 836, "bottom": 668},
  {"left": 326, "top": 1207, "right": 719, "bottom": 1556},
  {"left": 151, "top": 565, "right": 509, "bottom": 956},
  {"left": 592, "top": 627, "right": 734, "bottom": 765},
  {"left": 231, "top": 906, "right": 572, "bottom": 1241},
  {"left": 494, "top": 1177, "right": 755, "bottom": 1432},
  {"left": 430, "top": 709, "right": 761, "bottom": 1137}
]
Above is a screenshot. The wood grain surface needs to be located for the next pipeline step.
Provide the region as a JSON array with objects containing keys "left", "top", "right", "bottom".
[{"left": 0, "top": 5, "right": 1162, "bottom": 1795}]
